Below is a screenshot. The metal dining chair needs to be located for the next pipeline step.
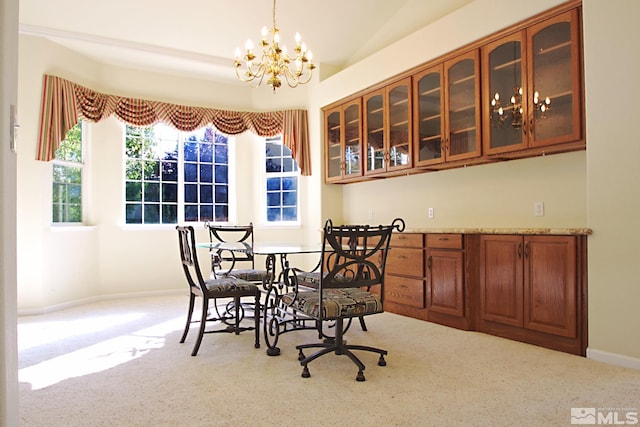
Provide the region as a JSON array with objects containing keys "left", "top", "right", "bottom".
[{"left": 176, "top": 225, "right": 260, "bottom": 356}]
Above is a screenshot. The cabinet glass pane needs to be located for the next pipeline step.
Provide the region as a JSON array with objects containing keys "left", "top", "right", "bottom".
[
  {"left": 532, "top": 21, "right": 574, "bottom": 141},
  {"left": 448, "top": 59, "right": 477, "bottom": 156},
  {"left": 416, "top": 72, "right": 442, "bottom": 162},
  {"left": 366, "top": 94, "right": 385, "bottom": 172},
  {"left": 344, "top": 104, "right": 361, "bottom": 176},
  {"left": 488, "top": 40, "right": 524, "bottom": 149},
  {"left": 388, "top": 85, "right": 410, "bottom": 167},
  {"left": 326, "top": 110, "right": 341, "bottom": 178}
]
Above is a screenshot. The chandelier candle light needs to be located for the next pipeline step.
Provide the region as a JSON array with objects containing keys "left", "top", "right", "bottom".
[{"left": 234, "top": 0, "right": 315, "bottom": 92}]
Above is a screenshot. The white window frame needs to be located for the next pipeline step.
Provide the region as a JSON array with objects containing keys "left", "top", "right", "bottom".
[
  {"left": 261, "top": 135, "right": 300, "bottom": 227},
  {"left": 122, "top": 123, "right": 236, "bottom": 227},
  {"left": 51, "top": 120, "right": 86, "bottom": 225}
]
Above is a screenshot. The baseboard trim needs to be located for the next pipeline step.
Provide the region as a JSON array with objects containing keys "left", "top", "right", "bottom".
[
  {"left": 18, "top": 289, "right": 183, "bottom": 316},
  {"left": 587, "top": 348, "right": 640, "bottom": 371}
]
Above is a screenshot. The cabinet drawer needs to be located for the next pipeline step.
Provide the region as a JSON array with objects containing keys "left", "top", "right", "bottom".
[
  {"left": 385, "top": 276, "right": 425, "bottom": 308},
  {"left": 427, "top": 234, "right": 463, "bottom": 249},
  {"left": 391, "top": 233, "right": 423, "bottom": 248},
  {"left": 386, "top": 248, "right": 424, "bottom": 277}
]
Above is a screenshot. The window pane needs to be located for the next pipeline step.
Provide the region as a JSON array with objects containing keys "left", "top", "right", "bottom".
[
  {"left": 144, "top": 182, "right": 160, "bottom": 202},
  {"left": 266, "top": 177, "right": 281, "bottom": 191},
  {"left": 215, "top": 205, "right": 228, "bottom": 222},
  {"left": 267, "top": 192, "right": 280, "bottom": 207},
  {"left": 144, "top": 204, "right": 160, "bottom": 223},
  {"left": 162, "top": 205, "right": 177, "bottom": 223},
  {"left": 144, "top": 161, "right": 160, "bottom": 181},
  {"left": 199, "top": 205, "right": 213, "bottom": 222},
  {"left": 162, "top": 160, "right": 178, "bottom": 181},
  {"left": 184, "top": 163, "right": 198, "bottom": 182},
  {"left": 267, "top": 208, "right": 281, "bottom": 222},
  {"left": 184, "top": 205, "right": 198, "bottom": 222},
  {"left": 215, "top": 144, "right": 228, "bottom": 163},
  {"left": 200, "top": 143, "right": 213, "bottom": 162},
  {"left": 185, "top": 184, "right": 198, "bottom": 203},
  {"left": 214, "top": 165, "right": 228, "bottom": 183},
  {"left": 126, "top": 204, "right": 142, "bottom": 224},
  {"left": 215, "top": 185, "right": 228, "bottom": 204},
  {"left": 184, "top": 142, "right": 198, "bottom": 161},
  {"left": 126, "top": 182, "right": 142, "bottom": 202},
  {"left": 282, "top": 191, "right": 296, "bottom": 206},
  {"left": 200, "top": 164, "right": 212, "bottom": 183},
  {"left": 282, "top": 177, "right": 297, "bottom": 191},
  {"left": 162, "top": 183, "right": 178, "bottom": 202},
  {"left": 68, "top": 184, "right": 82, "bottom": 204},
  {"left": 282, "top": 207, "right": 297, "bottom": 221},
  {"left": 200, "top": 185, "right": 213, "bottom": 203}
]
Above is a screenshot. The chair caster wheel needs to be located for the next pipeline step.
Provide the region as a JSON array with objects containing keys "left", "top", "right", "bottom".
[
  {"left": 255, "top": 343, "right": 260, "bottom": 349},
  {"left": 298, "top": 350, "right": 305, "bottom": 361},
  {"left": 378, "top": 355, "right": 386, "bottom": 366},
  {"left": 301, "top": 365, "right": 310, "bottom": 378},
  {"left": 356, "top": 370, "right": 365, "bottom": 382}
]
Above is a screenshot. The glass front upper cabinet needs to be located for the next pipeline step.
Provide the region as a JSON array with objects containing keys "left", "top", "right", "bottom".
[
  {"left": 324, "top": 99, "right": 362, "bottom": 183},
  {"left": 364, "top": 77, "right": 412, "bottom": 175},
  {"left": 413, "top": 64, "right": 444, "bottom": 167},
  {"left": 483, "top": 9, "right": 582, "bottom": 154},
  {"left": 444, "top": 50, "right": 482, "bottom": 161}
]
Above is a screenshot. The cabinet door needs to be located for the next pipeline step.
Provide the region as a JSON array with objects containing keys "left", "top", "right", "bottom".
[
  {"left": 527, "top": 9, "right": 582, "bottom": 147},
  {"left": 427, "top": 249, "right": 464, "bottom": 317},
  {"left": 324, "top": 107, "right": 343, "bottom": 182},
  {"left": 523, "top": 235, "right": 577, "bottom": 337},
  {"left": 413, "top": 64, "right": 445, "bottom": 166},
  {"left": 444, "top": 49, "right": 482, "bottom": 161},
  {"left": 483, "top": 31, "right": 528, "bottom": 154},
  {"left": 343, "top": 99, "right": 362, "bottom": 179},
  {"left": 364, "top": 89, "right": 386, "bottom": 175},
  {"left": 480, "top": 235, "right": 524, "bottom": 327},
  {"left": 386, "top": 78, "right": 412, "bottom": 172}
]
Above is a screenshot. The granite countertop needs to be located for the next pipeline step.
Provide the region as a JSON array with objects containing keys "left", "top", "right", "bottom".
[{"left": 404, "top": 228, "right": 592, "bottom": 236}]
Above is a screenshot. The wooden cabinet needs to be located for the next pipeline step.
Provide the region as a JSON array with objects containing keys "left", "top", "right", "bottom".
[
  {"left": 364, "top": 77, "right": 412, "bottom": 176},
  {"left": 425, "top": 233, "right": 469, "bottom": 330},
  {"left": 324, "top": 99, "right": 363, "bottom": 183},
  {"left": 483, "top": 9, "right": 582, "bottom": 156},
  {"left": 413, "top": 51, "right": 482, "bottom": 168},
  {"left": 384, "top": 231, "right": 587, "bottom": 356},
  {"left": 384, "top": 233, "right": 426, "bottom": 320},
  {"left": 322, "top": 2, "right": 584, "bottom": 184},
  {"left": 479, "top": 234, "right": 585, "bottom": 354}
]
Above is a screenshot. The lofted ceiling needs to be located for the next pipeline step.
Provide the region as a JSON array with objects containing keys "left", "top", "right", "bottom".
[{"left": 19, "top": 0, "right": 474, "bottom": 85}]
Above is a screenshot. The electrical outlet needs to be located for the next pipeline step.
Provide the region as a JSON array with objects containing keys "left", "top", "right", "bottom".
[
  {"left": 368, "top": 209, "right": 374, "bottom": 220},
  {"left": 428, "top": 207, "right": 434, "bottom": 219},
  {"left": 534, "top": 201, "right": 544, "bottom": 217}
]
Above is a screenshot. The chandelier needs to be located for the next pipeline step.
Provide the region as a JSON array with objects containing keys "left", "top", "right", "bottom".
[
  {"left": 490, "top": 87, "right": 551, "bottom": 128},
  {"left": 234, "top": 0, "right": 315, "bottom": 92}
]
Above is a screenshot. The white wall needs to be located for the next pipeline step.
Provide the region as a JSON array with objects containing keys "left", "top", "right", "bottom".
[{"left": 15, "top": 0, "right": 640, "bottom": 367}]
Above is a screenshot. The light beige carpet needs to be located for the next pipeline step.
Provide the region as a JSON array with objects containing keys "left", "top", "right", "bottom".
[{"left": 18, "top": 294, "right": 640, "bottom": 426}]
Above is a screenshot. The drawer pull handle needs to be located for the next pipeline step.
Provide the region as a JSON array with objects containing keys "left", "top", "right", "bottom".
[{"left": 438, "top": 237, "right": 449, "bottom": 241}]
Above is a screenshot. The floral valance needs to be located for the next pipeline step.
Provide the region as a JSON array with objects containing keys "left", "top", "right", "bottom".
[{"left": 37, "top": 74, "right": 311, "bottom": 175}]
